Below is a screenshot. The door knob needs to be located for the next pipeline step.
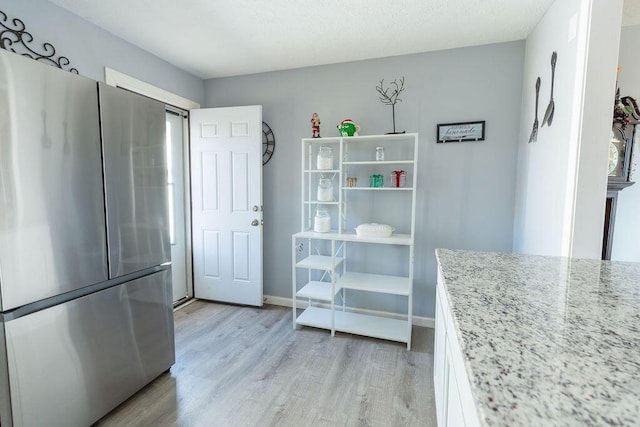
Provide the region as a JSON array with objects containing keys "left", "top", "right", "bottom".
[
  {"left": 252, "top": 205, "right": 259, "bottom": 212},
  {"left": 251, "top": 219, "right": 259, "bottom": 226}
]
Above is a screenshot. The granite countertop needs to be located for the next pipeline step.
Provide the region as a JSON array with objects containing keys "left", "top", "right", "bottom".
[{"left": 435, "top": 249, "right": 640, "bottom": 426}]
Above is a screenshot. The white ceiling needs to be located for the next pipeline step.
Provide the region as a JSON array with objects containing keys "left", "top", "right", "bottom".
[{"left": 48, "top": 0, "right": 639, "bottom": 80}]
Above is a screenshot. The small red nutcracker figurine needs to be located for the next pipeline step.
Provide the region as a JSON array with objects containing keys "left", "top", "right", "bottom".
[{"left": 311, "top": 112, "right": 321, "bottom": 138}]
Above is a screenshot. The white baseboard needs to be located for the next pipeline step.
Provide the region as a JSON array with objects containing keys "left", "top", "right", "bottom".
[{"left": 264, "top": 295, "right": 435, "bottom": 328}]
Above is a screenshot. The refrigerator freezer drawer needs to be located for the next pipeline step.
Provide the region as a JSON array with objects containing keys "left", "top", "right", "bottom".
[
  {"left": 98, "top": 82, "right": 171, "bottom": 278},
  {"left": 0, "top": 270, "right": 174, "bottom": 427},
  {"left": 0, "top": 49, "right": 108, "bottom": 311}
]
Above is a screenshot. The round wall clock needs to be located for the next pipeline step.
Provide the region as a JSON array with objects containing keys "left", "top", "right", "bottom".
[
  {"left": 262, "top": 121, "right": 275, "bottom": 165},
  {"left": 608, "top": 141, "right": 619, "bottom": 175},
  {"left": 608, "top": 126, "right": 628, "bottom": 178}
]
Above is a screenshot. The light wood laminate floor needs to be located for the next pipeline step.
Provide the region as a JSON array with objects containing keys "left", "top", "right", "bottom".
[{"left": 95, "top": 301, "right": 437, "bottom": 427}]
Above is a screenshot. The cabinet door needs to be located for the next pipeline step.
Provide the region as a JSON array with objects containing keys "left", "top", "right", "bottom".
[
  {"left": 445, "top": 344, "right": 466, "bottom": 427},
  {"left": 434, "top": 288, "right": 448, "bottom": 424}
]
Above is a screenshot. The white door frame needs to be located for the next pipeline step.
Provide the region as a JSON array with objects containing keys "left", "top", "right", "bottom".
[
  {"left": 166, "top": 106, "right": 191, "bottom": 302},
  {"left": 105, "top": 67, "right": 198, "bottom": 301},
  {"left": 104, "top": 68, "right": 200, "bottom": 110}
]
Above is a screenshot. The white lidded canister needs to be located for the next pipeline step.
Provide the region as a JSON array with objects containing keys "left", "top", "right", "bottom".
[
  {"left": 317, "top": 178, "right": 333, "bottom": 201},
  {"left": 317, "top": 146, "right": 333, "bottom": 170},
  {"left": 314, "top": 206, "right": 331, "bottom": 233}
]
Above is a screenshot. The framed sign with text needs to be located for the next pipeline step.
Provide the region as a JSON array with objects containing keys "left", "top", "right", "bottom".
[{"left": 437, "top": 121, "right": 485, "bottom": 143}]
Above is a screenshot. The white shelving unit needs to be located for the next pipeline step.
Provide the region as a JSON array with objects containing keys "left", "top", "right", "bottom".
[{"left": 292, "top": 133, "right": 419, "bottom": 350}]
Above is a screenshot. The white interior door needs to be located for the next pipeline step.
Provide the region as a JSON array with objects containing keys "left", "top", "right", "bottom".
[
  {"left": 190, "top": 106, "right": 263, "bottom": 306},
  {"left": 166, "top": 110, "right": 190, "bottom": 302}
]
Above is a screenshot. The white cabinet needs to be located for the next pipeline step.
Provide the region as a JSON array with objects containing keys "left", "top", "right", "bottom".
[
  {"left": 446, "top": 354, "right": 466, "bottom": 427},
  {"left": 434, "top": 266, "right": 482, "bottom": 426},
  {"left": 292, "top": 134, "right": 418, "bottom": 349},
  {"left": 434, "top": 282, "right": 448, "bottom": 422}
]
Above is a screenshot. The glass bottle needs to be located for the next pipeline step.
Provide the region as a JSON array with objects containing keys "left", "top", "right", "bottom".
[
  {"left": 375, "top": 146, "right": 385, "bottom": 161},
  {"left": 317, "top": 178, "right": 333, "bottom": 201},
  {"left": 317, "top": 146, "right": 333, "bottom": 170},
  {"left": 313, "top": 206, "right": 331, "bottom": 233}
]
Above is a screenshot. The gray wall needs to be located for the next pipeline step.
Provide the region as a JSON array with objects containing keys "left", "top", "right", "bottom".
[
  {"left": 0, "top": 0, "right": 204, "bottom": 105},
  {"left": 513, "top": 0, "right": 622, "bottom": 260},
  {"left": 513, "top": 0, "right": 584, "bottom": 257},
  {"left": 204, "top": 41, "right": 524, "bottom": 318},
  {"left": 612, "top": 24, "right": 640, "bottom": 262}
]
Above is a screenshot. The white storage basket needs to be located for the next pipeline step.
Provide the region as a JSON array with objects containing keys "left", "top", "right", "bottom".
[{"left": 354, "top": 223, "right": 395, "bottom": 238}]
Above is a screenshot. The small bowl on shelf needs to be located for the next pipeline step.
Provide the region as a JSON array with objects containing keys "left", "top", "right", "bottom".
[{"left": 354, "top": 223, "right": 395, "bottom": 238}]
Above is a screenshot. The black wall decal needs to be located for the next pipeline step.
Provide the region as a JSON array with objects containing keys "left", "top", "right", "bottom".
[{"left": 0, "top": 10, "right": 78, "bottom": 74}]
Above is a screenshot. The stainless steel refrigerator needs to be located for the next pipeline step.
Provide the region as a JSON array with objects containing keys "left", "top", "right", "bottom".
[{"left": 0, "top": 49, "right": 175, "bottom": 426}]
